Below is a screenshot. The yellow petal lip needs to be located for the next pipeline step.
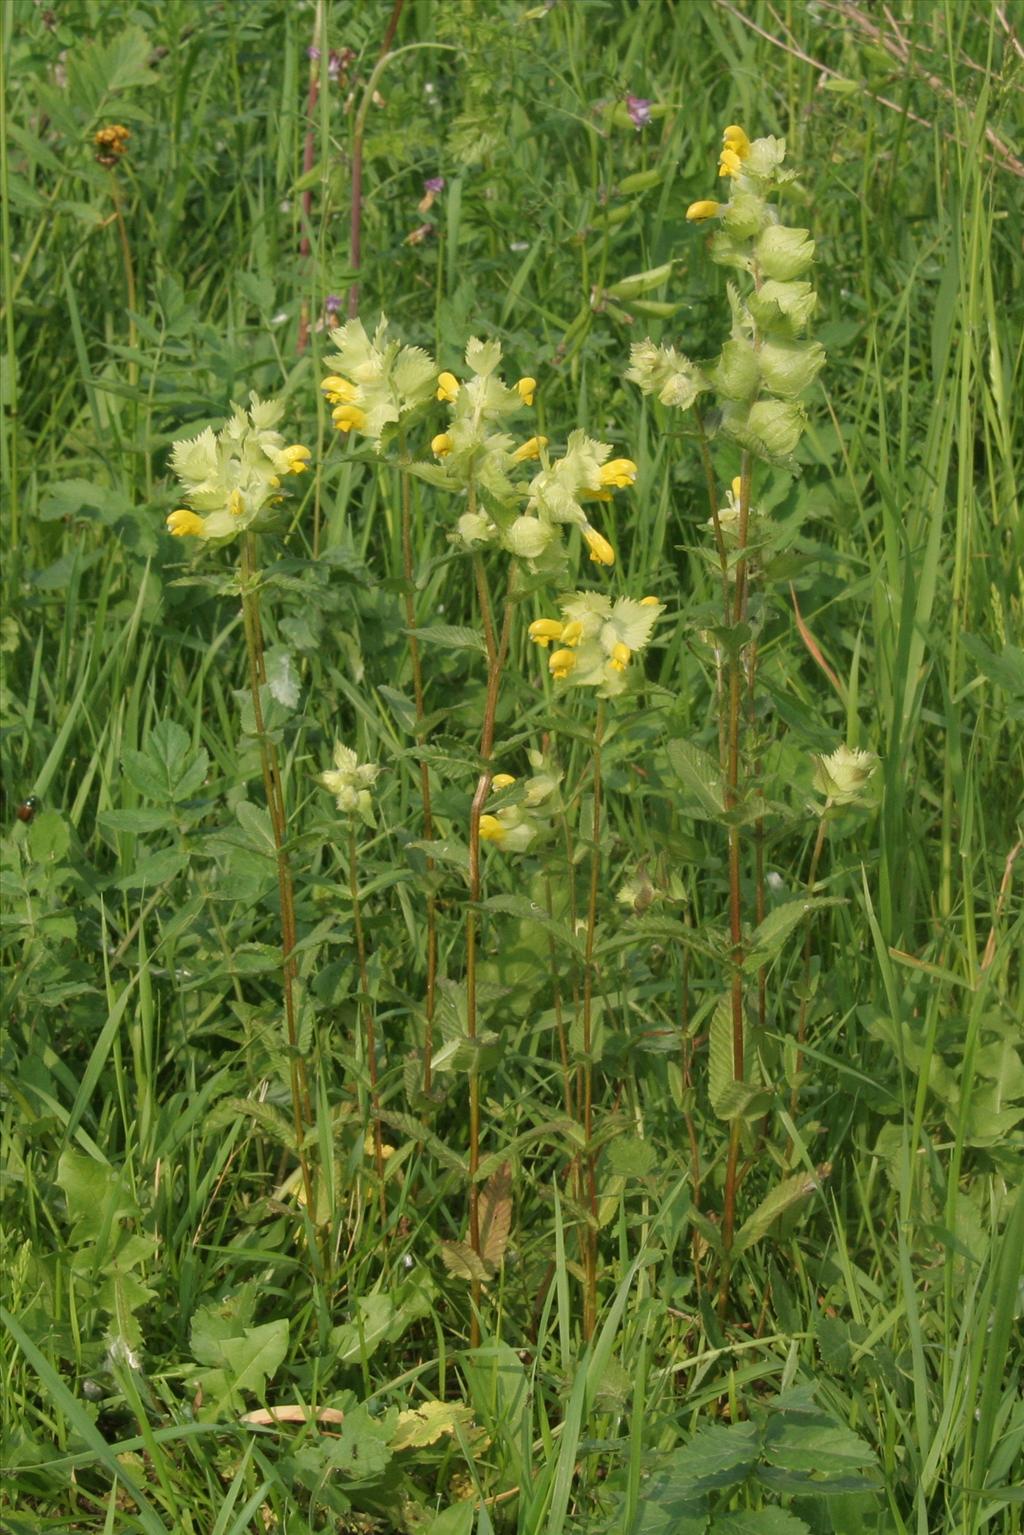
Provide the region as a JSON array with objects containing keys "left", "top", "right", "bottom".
[
  {"left": 436, "top": 370, "right": 460, "bottom": 402},
  {"left": 479, "top": 813, "right": 506, "bottom": 844},
  {"left": 283, "top": 444, "right": 312, "bottom": 473},
  {"left": 599, "top": 457, "right": 638, "bottom": 488},
  {"left": 559, "top": 620, "right": 584, "bottom": 647},
  {"left": 322, "top": 375, "right": 358, "bottom": 403},
  {"left": 686, "top": 199, "right": 721, "bottom": 222},
  {"left": 491, "top": 773, "right": 517, "bottom": 790},
  {"left": 333, "top": 404, "right": 367, "bottom": 432},
  {"left": 431, "top": 432, "right": 453, "bottom": 457},
  {"left": 516, "top": 376, "right": 537, "bottom": 406},
  {"left": 166, "top": 508, "right": 205, "bottom": 538},
  {"left": 583, "top": 525, "right": 615, "bottom": 566},
  {"left": 511, "top": 434, "right": 548, "bottom": 463},
  {"left": 609, "top": 641, "right": 632, "bottom": 672},
  {"left": 722, "top": 124, "right": 750, "bottom": 152},
  {"left": 529, "top": 618, "right": 565, "bottom": 647},
  {"left": 718, "top": 147, "right": 744, "bottom": 178},
  {"left": 548, "top": 647, "right": 577, "bottom": 680}
]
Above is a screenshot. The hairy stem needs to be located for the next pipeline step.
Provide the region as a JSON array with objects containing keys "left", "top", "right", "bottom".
[
  {"left": 350, "top": 822, "right": 385, "bottom": 1220},
  {"left": 239, "top": 535, "right": 314, "bottom": 1222},
  {"left": 580, "top": 700, "right": 605, "bottom": 1339},
  {"left": 466, "top": 556, "right": 516, "bottom": 1344},
  {"left": 399, "top": 453, "right": 437, "bottom": 1093}
]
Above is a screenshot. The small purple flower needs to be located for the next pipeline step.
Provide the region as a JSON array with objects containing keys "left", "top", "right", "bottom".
[
  {"left": 626, "top": 94, "right": 653, "bottom": 130},
  {"left": 424, "top": 176, "right": 446, "bottom": 195},
  {"left": 307, "top": 45, "right": 321, "bottom": 61},
  {"left": 325, "top": 294, "right": 343, "bottom": 315},
  {"left": 327, "top": 50, "right": 342, "bottom": 80}
]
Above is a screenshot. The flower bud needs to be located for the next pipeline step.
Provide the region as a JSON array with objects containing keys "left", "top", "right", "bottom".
[
  {"left": 436, "top": 370, "right": 460, "bottom": 402},
  {"left": 503, "top": 515, "right": 552, "bottom": 559},
  {"left": 511, "top": 435, "right": 548, "bottom": 463},
  {"left": 457, "top": 512, "right": 497, "bottom": 547},
  {"left": 431, "top": 432, "right": 453, "bottom": 457},
  {"left": 755, "top": 224, "right": 815, "bottom": 280},
  {"left": 812, "top": 744, "right": 879, "bottom": 805},
  {"left": 711, "top": 337, "right": 760, "bottom": 401},
  {"left": 758, "top": 339, "right": 826, "bottom": 399},
  {"left": 549, "top": 648, "right": 577, "bottom": 680},
  {"left": 746, "top": 279, "right": 818, "bottom": 333},
  {"left": 491, "top": 773, "right": 516, "bottom": 790},
  {"left": 516, "top": 376, "right": 537, "bottom": 406}
]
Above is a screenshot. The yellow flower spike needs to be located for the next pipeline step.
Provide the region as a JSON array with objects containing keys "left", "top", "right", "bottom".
[
  {"left": 609, "top": 641, "right": 632, "bottom": 673},
  {"left": 491, "top": 773, "right": 517, "bottom": 790},
  {"left": 686, "top": 199, "right": 721, "bottom": 222},
  {"left": 722, "top": 124, "right": 751, "bottom": 155},
  {"left": 559, "top": 620, "right": 584, "bottom": 647},
  {"left": 332, "top": 403, "right": 367, "bottom": 432},
  {"left": 322, "top": 375, "right": 358, "bottom": 403},
  {"left": 282, "top": 444, "right": 312, "bottom": 474},
  {"left": 228, "top": 488, "right": 245, "bottom": 518},
  {"left": 528, "top": 618, "right": 565, "bottom": 647},
  {"left": 511, "top": 434, "right": 548, "bottom": 463},
  {"left": 583, "top": 525, "right": 616, "bottom": 566},
  {"left": 599, "top": 457, "right": 638, "bottom": 489},
  {"left": 479, "top": 814, "right": 507, "bottom": 845},
  {"left": 548, "top": 648, "right": 577, "bottom": 681},
  {"left": 436, "top": 371, "right": 460, "bottom": 402},
  {"left": 166, "top": 508, "right": 205, "bottom": 538},
  {"left": 431, "top": 432, "right": 454, "bottom": 457},
  {"left": 640, "top": 595, "right": 661, "bottom": 607},
  {"left": 516, "top": 376, "right": 537, "bottom": 406}
]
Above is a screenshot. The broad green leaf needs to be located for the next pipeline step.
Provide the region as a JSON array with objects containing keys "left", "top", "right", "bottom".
[
  {"left": 426, "top": 1504, "right": 475, "bottom": 1535},
  {"left": 219, "top": 1319, "right": 289, "bottom": 1401},
  {"left": 330, "top": 1294, "right": 395, "bottom": 1365},
  {"left": 606, "top": 1136, "right": 658, "bottom": 1177},
  {"left": 481, "top": 893, "right": 584, "bottom": 954},
  {"left": 391, "top": 1399, "right": 475, "bottom": 1450},
  {"left": 762, "top": 1416, "right": 878, "bottom": 1474},
  {"left": 115, "top": 848, "right": 188, "bottom": 889},
  {"left": 712, "top": 1510, "right": 810, "bottom": 1535},
  {"left": 327, "top": 1405, "right": 395, "bottom": 1484}
]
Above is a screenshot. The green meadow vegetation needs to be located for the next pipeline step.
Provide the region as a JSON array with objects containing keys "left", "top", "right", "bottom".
[{"left": 2, "top": 0, "right": 1022, "bottom": 1530}]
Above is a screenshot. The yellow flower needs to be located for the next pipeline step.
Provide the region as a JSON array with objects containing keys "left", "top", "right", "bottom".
[
  {"left": 731, "top": 475, "right": 742, "bottom": 498},
  {"left": 166, "top": 508, "right": 205, "bottom": 538},
  {"left": 491, "top": 773, "right": 516, "bottom": 790},
  {"left": 511, "top": 435, "right": 548, "bottom": 463},
  {"left": 333, "top": 404, "right": 367, "bottom": 432},
  {"left": 640, "top": 595, "right": 660, "bottom": 606},
  {"left": 436, "top": 370, "right": 460, "bottom": 402},
  {"left": 560, "top": 620, "right": 584, "bottom": 646},
  {"left": 322, "top": 374, "right": 358, "bottom": 404},
  {"left": 281, "top": 444, "right": 311, "bottom": 474},
  {"left": 718, "top": 146, "right": 747, "bottom": 179},
  {"left": 599, "top": 458, "right": 638, "bottom": 489},
  {"left": 529, "top": 618, "right": 566, "bottom": 647},
  {"left": 431, "top": 432, "right": 453, "bottom": 457},
  {"left": 228, "top": 488, "right": 245, "bottom": 518},
  {"left": 722, "top": 124, "right": 751, "bottom": 155},
  {"left": 549, "top": 648, "right": 577, "bottom": 681},
  {"left": 583, "top": 525, "right": 615, "bottom": 566},
  {"left": 686, "top": 199, "right": 721, "bottom": 222},
  {"left": 609, "top": 641, "right": 632, "bottom": 673},
  {"left": 363, "top": 1133, "right": 395, "bottom": 1160},
  {"left": 516, "top": 376, "right": 537, "bottom": 406},
  {"left": 479, "top": 814, "right": 506, "bottom": 845}
]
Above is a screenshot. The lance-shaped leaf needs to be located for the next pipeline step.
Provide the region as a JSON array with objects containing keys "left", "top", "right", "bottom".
[
  {"left": 732, "top": 1164, "right": 832, "bottom": 1255},
  {"left": 667, "top": 739, "right": 726, "bottom": 820},
  {"left": 478, "top": 1162, "right": 513, "bottom": 1273},
  {"left": 439, "top": 1240, "right": 490, "bottom": 1284}
]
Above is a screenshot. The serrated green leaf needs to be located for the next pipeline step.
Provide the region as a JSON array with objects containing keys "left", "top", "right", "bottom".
[
  {"left": 403, "top": 623, "right": 485, "bottom": 653},
  {"left": 667, "top": 739, "right": 726, "bottom": 819},
  {"left": 219, "top": 1319, "right": 289, "bottom": 1401},
  {"left": 481, "top": 893, "right": 584, "bottom": 954},
  {"left": 658, "top": 1420, "right": 761, "bottom": 1494},
  {"left": 712, "top": 1510, "right": 811, "bottom": 1535},
  {"left": 439, "top": 1240, "right": 490, "bottom": 1283},
  {"left": 605, "top": 1136, "right": 658, "bottom": 1177}
]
